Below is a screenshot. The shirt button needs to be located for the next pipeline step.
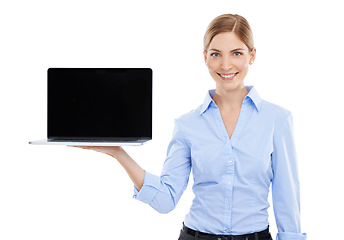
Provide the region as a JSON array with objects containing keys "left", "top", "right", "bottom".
[
  {"left": 226, "top": 205, "right": 230, "bottom": 209},
  {"left": 228, "top": 159, "right": 233, "bottom": 163},
  {"left": 228, "top": 181, "right": 232, "bottom": 185}
]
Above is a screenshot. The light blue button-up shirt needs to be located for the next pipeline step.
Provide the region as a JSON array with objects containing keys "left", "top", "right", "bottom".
[{"left": 134, "top": 86, "right": 307, "bottom": 240}]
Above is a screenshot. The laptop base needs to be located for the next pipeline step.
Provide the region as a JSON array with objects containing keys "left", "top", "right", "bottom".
[{"left": 29, "top": 139, "right": 149, "bottom": 146}]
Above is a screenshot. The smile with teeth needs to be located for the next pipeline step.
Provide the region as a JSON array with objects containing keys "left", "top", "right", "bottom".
[{"left": 217, "top": 72, "right": 238, "bottom": 79}]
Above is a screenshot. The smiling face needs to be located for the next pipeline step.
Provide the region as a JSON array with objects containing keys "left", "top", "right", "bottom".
[{"left": 204, "top": 32, "right": 256, "bottom": 93}]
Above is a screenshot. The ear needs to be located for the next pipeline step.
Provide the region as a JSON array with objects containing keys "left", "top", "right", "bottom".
[
  {"left": 249, "top": 48, "right": 256, "bottom": 65},
  {"left": 203, "top": 50, "right": 208, "bottom": 64}
]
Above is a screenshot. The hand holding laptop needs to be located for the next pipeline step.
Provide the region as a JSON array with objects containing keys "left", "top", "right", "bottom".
[
  {"left": 69, "top": 145, "right": 145, "bottom": 191},
  {"left": 69, "top": 145, "right": 122, "bottom": 157}
]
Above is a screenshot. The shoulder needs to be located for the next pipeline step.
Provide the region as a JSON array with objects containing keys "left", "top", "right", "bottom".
[
  {"left": 171, "top": 104, "right": 206, "bottom": 140},
  {"left": 165, "top": 106, "right": 201, "bottom": 146},
  {"left": 261, "top": 99, "right": 291, "bottom": 118},
  {"left": 248, "top": 86, "right": 291, "bottom": 122},
  {"left": 260, "top": 100, "right": 293, "bottom": 134},
  {"left": 175, "top": 105, "right": 202, "bottom": 127}
]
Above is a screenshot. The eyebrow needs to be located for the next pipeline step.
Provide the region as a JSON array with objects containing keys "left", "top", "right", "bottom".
[{"left": 209, "top": 48, "right": 245, "bottom": 52}]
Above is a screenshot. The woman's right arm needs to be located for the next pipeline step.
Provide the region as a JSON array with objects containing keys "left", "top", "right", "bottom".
[
  {"left": 132, "top": 119, "right": 191, "bottom": 213},
  {"left": 71, "top": 119, "right": 192, "bottom": 214}
]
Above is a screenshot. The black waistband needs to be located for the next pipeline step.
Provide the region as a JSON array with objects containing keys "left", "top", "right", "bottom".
[{"left": 182, "top": 224, "right": 270, "bottom": 240}]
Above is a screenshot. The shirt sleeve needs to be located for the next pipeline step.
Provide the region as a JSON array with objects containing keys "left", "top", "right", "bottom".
[
  {"left": 133, "top": 119, "right": 192, "bottom": 213},
  {"left": 271, "top": 112, "right": 307, "bottom": 240}
]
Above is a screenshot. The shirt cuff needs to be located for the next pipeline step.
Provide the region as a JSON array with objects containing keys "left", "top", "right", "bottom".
[
  {"left": 276, "top": 232, "right": 307, "bottom": 240},
  {"left": 133, "top": 171, "right": 161, "bottom": 204}
]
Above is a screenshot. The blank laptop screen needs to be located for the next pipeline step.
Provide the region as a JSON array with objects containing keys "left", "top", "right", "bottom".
[{"left": 48, "top": 68, "right": 152, "bottom": 140}]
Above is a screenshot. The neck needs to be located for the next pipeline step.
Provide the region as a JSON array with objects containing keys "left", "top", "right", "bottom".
[{"left": 213, "top": 85, "right": 248, "bottom": 110}]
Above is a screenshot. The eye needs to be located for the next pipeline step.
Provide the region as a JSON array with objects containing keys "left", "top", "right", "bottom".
[
  {"left": 211, "top": 52, "right": 220, "bottom": 57},
  {"left": 233, "top": 52, "right": 243, "bottom": 56}
]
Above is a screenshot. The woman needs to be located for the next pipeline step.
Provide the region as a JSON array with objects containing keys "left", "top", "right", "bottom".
[{"left": 73, "top": 14, "right": 307, "bottom": 240}]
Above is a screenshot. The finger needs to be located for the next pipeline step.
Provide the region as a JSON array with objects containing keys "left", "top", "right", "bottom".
[{"left": 68, "top": 145, "right": 91, "bottom": 150}]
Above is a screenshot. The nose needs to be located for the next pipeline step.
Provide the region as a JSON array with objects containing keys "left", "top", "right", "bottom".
[{"left": 221, "top": 57, "right": 232, "bottom": 71}]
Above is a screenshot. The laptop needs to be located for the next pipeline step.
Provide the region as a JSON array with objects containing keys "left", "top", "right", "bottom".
[{"left": 29, "top": 68, "right": 152, "bottom": 146}]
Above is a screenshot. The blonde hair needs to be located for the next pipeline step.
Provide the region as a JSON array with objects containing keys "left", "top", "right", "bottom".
[{"left": 203, "top": 14, "right": 254, "bottom": 52}]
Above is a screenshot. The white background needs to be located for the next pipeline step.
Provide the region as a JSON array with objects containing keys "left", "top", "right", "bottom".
[{"left": 1, "top": 0, "right": 343, "bottom": 239}]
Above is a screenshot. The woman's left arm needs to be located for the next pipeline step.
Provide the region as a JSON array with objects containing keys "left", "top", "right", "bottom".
[{"left": 271, "top": 112, "right": 307, "bottom": 240}]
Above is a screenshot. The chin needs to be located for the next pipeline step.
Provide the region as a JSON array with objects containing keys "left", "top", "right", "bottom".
[{"left": 216, "top": 80, "right": 245, "bottom": 92}]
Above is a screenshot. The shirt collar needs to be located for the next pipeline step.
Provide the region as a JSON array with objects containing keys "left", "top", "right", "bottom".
[{"left": 199, "top": 86, "right": 262, "bottom": 114}]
